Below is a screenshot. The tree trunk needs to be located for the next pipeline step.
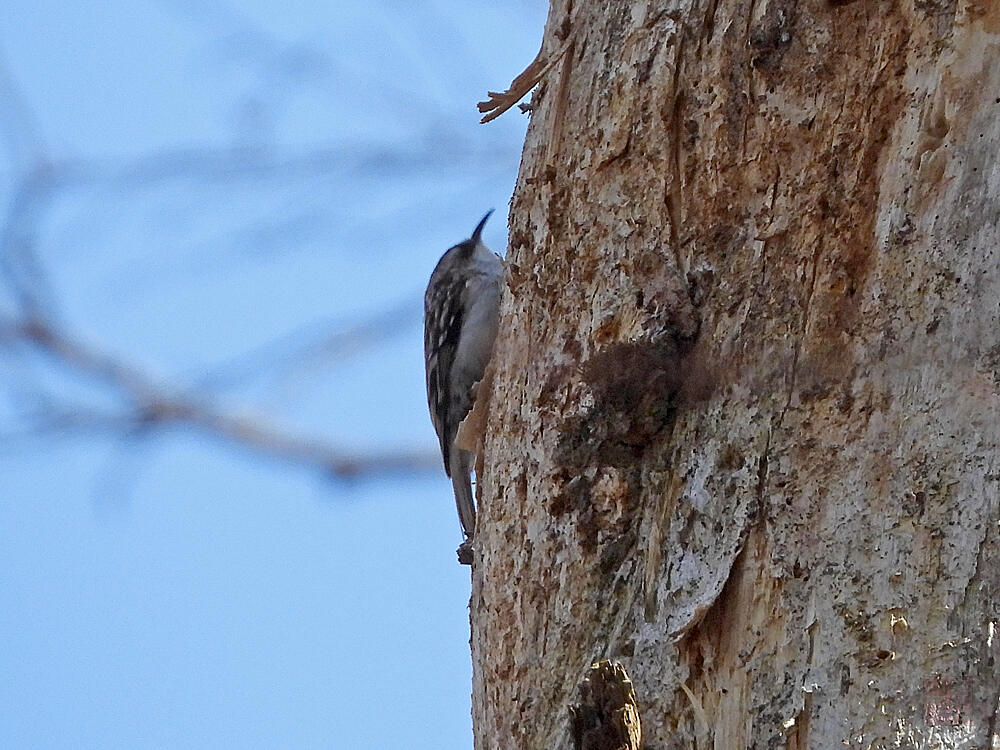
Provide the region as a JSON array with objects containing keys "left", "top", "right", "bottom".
[{"left": 472, "top": 1, "right": 1000, "bottom": 748}]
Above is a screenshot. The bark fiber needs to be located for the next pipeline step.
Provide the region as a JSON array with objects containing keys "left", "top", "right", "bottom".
[{"left": 472, "top": 1, "right": 1000, "bottom": 748}]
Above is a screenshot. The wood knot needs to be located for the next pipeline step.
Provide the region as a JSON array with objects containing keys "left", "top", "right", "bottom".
[{"left": 570, "top": 660, "right": 641, "bottom": 750}]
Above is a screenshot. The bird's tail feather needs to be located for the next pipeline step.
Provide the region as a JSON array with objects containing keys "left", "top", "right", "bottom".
[{"left": 450, "top": 448, "right": 476, "bottom": 538}]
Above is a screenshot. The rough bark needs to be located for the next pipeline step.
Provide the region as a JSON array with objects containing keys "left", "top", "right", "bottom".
[{"left": 472, "top": 1, "right": 1000, "bottom": 748}]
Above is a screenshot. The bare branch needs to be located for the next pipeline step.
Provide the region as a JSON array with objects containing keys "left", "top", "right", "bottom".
[{"left": 0, "top": 315, "right": 437, "bottom": 479}]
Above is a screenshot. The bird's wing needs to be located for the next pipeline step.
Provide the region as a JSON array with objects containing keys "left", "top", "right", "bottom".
[{"left": 424, "top": 276, "right": 466, "bottom": 476}]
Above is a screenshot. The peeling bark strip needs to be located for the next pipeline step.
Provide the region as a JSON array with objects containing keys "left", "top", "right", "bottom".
[
  {"left": 570, "top": 660, "right": 641, "bottom": 750},
  {"left": 473, "top": 0, "right": 1000, "bottom": 748}
]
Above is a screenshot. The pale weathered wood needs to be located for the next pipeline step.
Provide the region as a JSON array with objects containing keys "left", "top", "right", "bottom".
[{"left": 472, "top": 1, "right": 1000, "bottom": 748}]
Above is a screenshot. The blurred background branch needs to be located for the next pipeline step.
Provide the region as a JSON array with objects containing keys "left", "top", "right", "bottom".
[{"left": 0, "top": 312, "right": 436, "bottom": 478}]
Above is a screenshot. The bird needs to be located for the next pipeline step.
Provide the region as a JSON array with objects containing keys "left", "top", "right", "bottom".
[{"left": 423, "top": 210, "right": 503, "bottom": 562}]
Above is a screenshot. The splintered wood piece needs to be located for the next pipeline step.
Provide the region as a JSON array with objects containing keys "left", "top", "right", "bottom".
[
  {"left": 477, "top": 41, "right": 570, "bottom": 124},
  {"left": 454, "top": 360, "right": 494, "bottom": 454}
]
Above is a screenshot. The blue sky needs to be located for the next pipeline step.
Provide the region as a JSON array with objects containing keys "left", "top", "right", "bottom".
[{"left": 0, "top": 2, "right": 546, "bottom": 747}]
